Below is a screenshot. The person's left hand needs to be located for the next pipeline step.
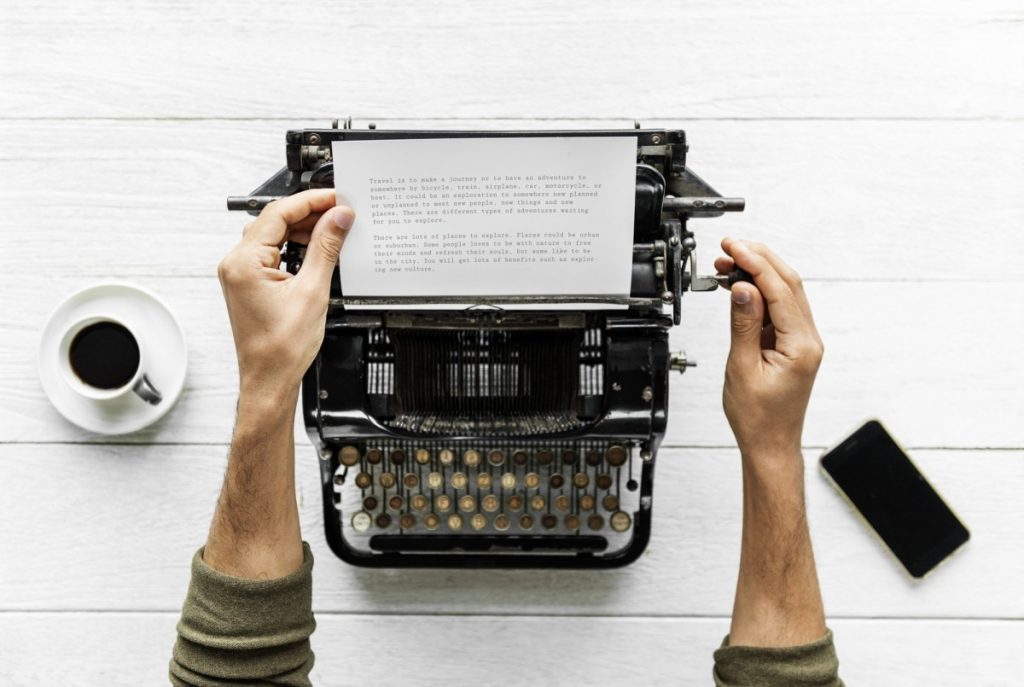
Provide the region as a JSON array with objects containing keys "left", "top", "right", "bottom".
[{"left": 217, "top": 189, "right": 355, "bottom": 404}]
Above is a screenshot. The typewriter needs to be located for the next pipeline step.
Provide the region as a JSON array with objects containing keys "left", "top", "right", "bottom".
[{"left": 228, "top": 120, "right": 743, "bottom": 568}]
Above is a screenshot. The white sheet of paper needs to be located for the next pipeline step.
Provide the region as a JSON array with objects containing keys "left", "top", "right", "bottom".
[{"left": 332, "top": 136, "right": 636, "bottom": 309}]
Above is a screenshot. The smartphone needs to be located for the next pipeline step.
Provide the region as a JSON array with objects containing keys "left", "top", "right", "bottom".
[{"left": 820, "top": 420, "right": 969, "bottom": 578}]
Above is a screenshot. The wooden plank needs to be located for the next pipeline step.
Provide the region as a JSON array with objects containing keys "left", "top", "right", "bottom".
[
  {"left": 1, "top": 444, "right": 1019, "bottom": 616},
  {"left": 1, "top": 612, "right": 1019, "bottom": 686},
  {"left": 1, "top": 272, "right": 1021, "bottom": 449},
  {"left": 2, "top": 0, "right": 1022, "bottom": 119},
  {"left": 2, "top": 119, "right": 1022, "bottom": 281}
]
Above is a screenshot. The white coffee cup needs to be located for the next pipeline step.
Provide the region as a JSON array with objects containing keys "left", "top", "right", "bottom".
[{"left": 57, "top": 315, "right": 163, "bottom": 405}]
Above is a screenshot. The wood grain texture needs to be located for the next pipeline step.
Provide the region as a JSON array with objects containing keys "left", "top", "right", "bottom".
[
  {"left": 1, "top": 444, "right": 1019, "bottom": 617},
  {"left": 1, "top": 613, "right": 1019, "bottom": 687},
  {"left": 2, "top": 0, "right": 1022, "bottom": 119}
]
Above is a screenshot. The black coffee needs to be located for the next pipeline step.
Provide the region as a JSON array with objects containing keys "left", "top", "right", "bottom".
[{"left": 69, "top": 321, "right": 140, "bottom": 390}]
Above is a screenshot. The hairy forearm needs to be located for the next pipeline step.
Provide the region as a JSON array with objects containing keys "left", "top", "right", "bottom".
[
  {"left": 729, "top": 452, "right": 826, "bottom": 647},
  {"left": 203, "top": 387, "right": 303, "bottom": 579}
]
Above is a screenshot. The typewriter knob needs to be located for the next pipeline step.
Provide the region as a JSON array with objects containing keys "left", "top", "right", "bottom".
[{"left": 669, "top": 351, "right": 697, "bottom": 375}]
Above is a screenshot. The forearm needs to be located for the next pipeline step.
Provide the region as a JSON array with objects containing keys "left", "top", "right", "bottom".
[{"left": 729, "top": 451, "right": 826, "bottom": 647}]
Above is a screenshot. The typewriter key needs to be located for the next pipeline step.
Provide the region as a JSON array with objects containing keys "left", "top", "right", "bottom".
[
  {"left": 339, "top": 445, "right": 360, "bottom": 467},
  {"left": 415, "top": 448, "right": 431, "bottom": 465},
  {"left": 435, "top": 494, "right": 452, "bottom": 512},
  {"left": 351, "top": 511, "right": 372, "bottom": 533},
  {"left": 476, "top": 472, "right": 493, "bottom": 489},
  {"left": 439, "top": 448, "right": 455, "bottom": 466},
  {"left": 482, "top": 494, "right": 500, "bottom": 512},
  {"left": 549, "top": 474, "right": 565, "bottom": 489},
  {"left": 512, "top": 449, "right": 530, "bottom": 466},
  {"left": 587, "top": 514, "right": 605, "bottom": 531},
  {"left": 487, "top": 449, "right": 505, "bottom": 467},
  {"left": 565, "top": 514, "right": 581, "bottom": 531},
  {"left": 501, "top": 472, "right": 517, "bottom": 490},
  {"left": 424, "top": 514, "right": 440, "bottom": 530},
  {"left": 554, "top": 495, "right": 571, "bottom": 512},
  {"left": 355, "top": 472, "right": 372, "bottom": 489},
  {"left": 536, "top": 449, "right": 554, "bottom": 466},
  {"left": 524, "top": 472, "right": 541, "bottom": 489},
  {"left": 451, "top": 472, "right": 468, "bottom": 490},
  {"left": 596, "top": 474, "right": 613, "bottom": 490},
  {"left": 447, "top": 513, "right": 464, "bottom": 531},
  {"left": 379, "top": 472, "right": 397, "bottom": 489},
  {"left": 376, "top": 513, "right": 392, "bottom": 529},
  {"left": 602, "top": 495, "right": 619, "bottom": 511},
  {"left": 586, "top": 449, "right": 604, "bottom": 467},
  {"left": 363, "top": 496, "right": 379, "bottom": 511},
  {"left": 541, "top": 514, "right": 558, "bottom": 530},
  {"left": 388, "top": 495, "right": 405, "bottom": 511},
  {"left": 519, "top": 514, "right": 535, "bottom": 530},
  {"left": 610, "top": 511, "right": 632, "bottom": 532},
  {"left": 366, "top": 448, "right": 383, "bottom": 465},
  {"left": 627, "top": 479, "right": 639, "bottom": 491},
  {"left": 410, "top": 494, "right": 429, "bottom": 512},
  {"left": 494, "top": 514, "right": 511, "bottom": 531},
  {"left": 403, "top": 473, "right": 420, "bottom": 490},
  {"left": 399, "top": 513, "right": 416, "bottom": 529},
  {"left": 606, "top": 444, "right": 628, "bottom": 467},
  {"left": 470, "top": 513, "right": 487, "bottom": 531},
  {"left": 390, "top": 448, "right": 407, "bottom": 465},
  {"left": 427, "top": 472, "right": 444, "bottom": 490},
  {"left": 579, "top": 494, "right": 595, "bottom": 511},
  {"left": 573, "top": 472, "right": 590, "bottom": 489},
  {"left": 463, "top": 449, "right": 481, "bottom": 468},
  {"left": 530, "top": 495, "right": 546, "bottom": 511},
  {"left": 507, "top": 495, "right": 524, "bottom": 511},
  {"left": 459, "top": 495, "right": 476, "bottom": 512},
  {"left": 562, "top": 449, "right": 578, "bottom": 465}
]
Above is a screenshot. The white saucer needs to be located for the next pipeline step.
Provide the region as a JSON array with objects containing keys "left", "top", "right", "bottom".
[{"left": 39, "top": 283, "right": 188, "bottom": 435}]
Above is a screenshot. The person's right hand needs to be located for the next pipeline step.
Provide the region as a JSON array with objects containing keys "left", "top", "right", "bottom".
[{"left": 715, "top": 239, "right": 824, "bottom": 461}]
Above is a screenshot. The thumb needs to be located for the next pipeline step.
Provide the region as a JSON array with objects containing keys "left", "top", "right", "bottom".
[
  {"left": 297, "top": 206, "right": 355, "bottom": 288},
  {"left": 728, "top": 282, "right": 765, "bottom": 367}
]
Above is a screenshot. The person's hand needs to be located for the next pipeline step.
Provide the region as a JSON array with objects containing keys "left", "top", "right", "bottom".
[
  {"left": 217, "top": 189, "right": 355, "bottom": 404},
  {"left": 715, "top": 238, "right": 824, "bottom": 461}
]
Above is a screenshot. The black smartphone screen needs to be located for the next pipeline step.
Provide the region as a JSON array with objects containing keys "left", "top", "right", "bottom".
[{"left": 820, "top": 420, "right": 969, "bottom": 578}]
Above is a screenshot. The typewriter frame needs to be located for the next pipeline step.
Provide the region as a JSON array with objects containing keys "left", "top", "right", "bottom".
[{"left": 229, "top": 123, "right": 743, "bottom": 568}]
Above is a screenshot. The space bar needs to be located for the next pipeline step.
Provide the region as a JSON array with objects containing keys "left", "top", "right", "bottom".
[{"left": 369, "top": 534, "right": 608, "bottom": 553}]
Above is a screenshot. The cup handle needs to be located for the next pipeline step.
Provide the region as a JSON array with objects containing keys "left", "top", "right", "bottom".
[{"left": 133, "top": 374, "right": 163, "bottom": 405}]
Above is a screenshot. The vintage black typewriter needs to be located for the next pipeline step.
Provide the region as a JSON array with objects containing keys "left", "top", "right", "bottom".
[{"left": 228, "top": 120, "right": 743, "bottom": 568}]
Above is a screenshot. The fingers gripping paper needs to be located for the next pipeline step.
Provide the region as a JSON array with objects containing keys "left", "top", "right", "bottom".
[{"left": 332, "top": 136, "right": 637, "bottom": 309}]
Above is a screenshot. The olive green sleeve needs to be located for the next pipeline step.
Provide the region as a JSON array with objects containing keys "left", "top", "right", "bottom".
[
  {"left": 169, "top": 542, "right": 316, "bottom": 686},
  {"left": 713, "top": 629, "right": 844, "bottom": 687}
]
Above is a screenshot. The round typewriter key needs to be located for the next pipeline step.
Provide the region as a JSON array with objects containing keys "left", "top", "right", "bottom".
[
  {"left": 470, "top": 513, "right": 487, "bottom": 531},
  {"left": 355, "top": 472, "right": 372, "bottom": 489},
  {"left": 411, "top": 494, "right": 429, "bottom": 512},
  {"left": 573, "top": 472, "right": 590, "bottom": 489},
  {"left": 565, "top": 514, "right": 581, "bottom": 531},
  {"left": 363, "top": 496, "right": 379, "bottom": 511},
  {"left": 554, "top": 495, "right": 571, "bottom": 512},
  {"left": 507, "top": 495, "right": 524, "bottom": 511},
  {"left": 482, "top": 494, "right": 500, "bottom": 512},
  {"left": 602, "top": 494, "right": 619, "bottom": 512},
  {"left": 463, "top": 448, "right": 481, "bottom": 468},
  {"left": 610, "top": 510, "right": 632, "bottom": 532},
  {"left": 424, "top": 514, "right": 440, "bottom": 530},
  {"left": 459, "top": 495, "right": 476, "bottom": 512},
  {"left": 541, "top": 514, "right": 558, "bottom": 530},
  {"left": 476, "top": 472, "right": 493, "bottom": 489},
  {"left": 606, "top": 444, "right": 628, "bottom": 467},
  {"left": 501, "top": 472, "right": 517, "bottom": 490},
  {"left": 627, "top": 479, "right": 639, "bottom": 491},
  {"left": 519, "top": 514, "right": 535, "bottom": 530},
  {"left": 366, "top": 448, "right": 383, "bottom": 465},
  {"left": 415, "top": 448, "right": 431, "bottom": 465},
  {"left": 379, "top": 472, "right": 397, "bottom": 489},
  {"left": 388, "top": 495, "right": 405, "bottom": 511},
  {"left": 351, "top": 511, "right": 372, "bottom": 532},
  {"left": 536, "top": 449, "right": 554, "bottom": 466},
  {"left": 524, "top": 472, "right": 540, "bottom": 489},
  {"left": 512, "top": 449, "right": 529, "bottom": 466},
  {"left": 375, "top": 513, "right": 392, "bottom": 529},
  {"left": 399, "top": 513, "right": 416, "bottom": 529},
  {"left": 579, "top": 494, "right": 595, "bottom": 511},
  {"left": 447, "top": 513, "right": 464, "bottom": 531},
  {"left": 435, "top": 494, "right": 452, "bottom": 512},
  {"left": 529, "top": 494, "right": 546, "bottom": 512},
  {"left": 596, "top": 474, "right": 613, "bottom": 490},
  {"left": 586, "top": 449, "right": 604, "bottom": 467},
  {"left": 451, "top": 472, "right": 468, "bottom": 490},
  {"left": 494, "top": 514, "right": 511, "bottom": 531},
  {"left": 487, "top": 449, "right": 505, "bottom": 467},
  {"left": 549, "top": 473, "right": 565, "bottom": 489},
  {"left": 390, "top": 448, "right": 407, "bottom": 465},
  {"left": 339, "top": 445, "right": 360, "bottom": 467},
  {"left": 561, "top": 449, "right": 578, "bottom": 465},
  {"left": 427, "top": 472, "right": 443, "bottom": 490},
  {"left": 403, "top": 473, "right": 420, "bottom": 490},
  {"left": 439, "top": 448, "right": 455, "bottom": 466},
  {"left": 587, "top": 514, "right": 605, "bottom": 531}
]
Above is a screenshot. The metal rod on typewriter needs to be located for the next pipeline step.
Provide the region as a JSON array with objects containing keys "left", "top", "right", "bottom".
[
  {"left": 331, "top": 295, "right": 663, "bottom": 307},
  {"left": 662, "top": 196, "right": 745, "bottom": 216}
]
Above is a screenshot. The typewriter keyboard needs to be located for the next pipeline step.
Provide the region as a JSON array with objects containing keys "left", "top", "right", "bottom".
[{"left": 333, "top": 441, "right": 641, "bottom": 550}]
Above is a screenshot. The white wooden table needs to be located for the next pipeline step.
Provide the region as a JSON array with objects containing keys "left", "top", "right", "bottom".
[{"left": 2, "top": 1, "right": 1022, "bottom": 684}]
